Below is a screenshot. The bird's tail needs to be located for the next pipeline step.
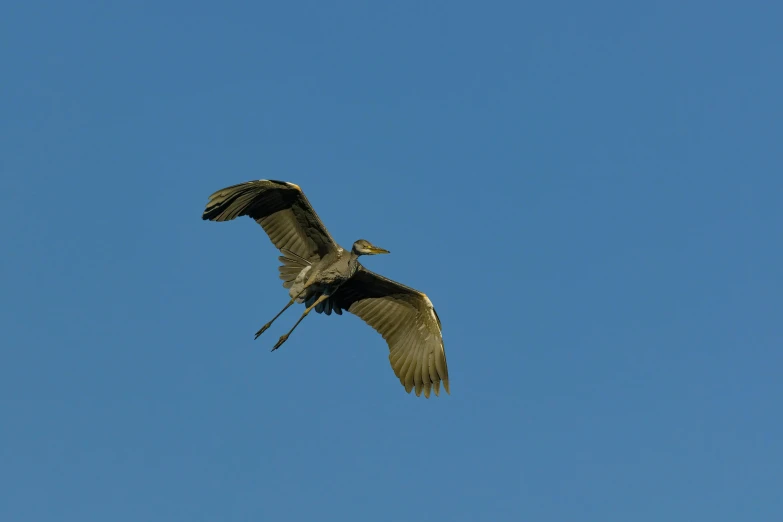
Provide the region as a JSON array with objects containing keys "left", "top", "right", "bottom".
[{"left": 278, "top": 252, "right": 310, "bottom": 290}]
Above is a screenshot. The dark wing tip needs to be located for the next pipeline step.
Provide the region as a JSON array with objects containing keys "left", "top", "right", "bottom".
[
  {"left": 201, "top": 181, "right": 256, "bottom": 222},
  {"left": 201, "top": 204, "right": 220, "bottom": 221},
  {"left": 202, "top": 180, "right": 305, "bottom": 222},
  {"left": 201, "top": 200, "right": 225, "bottom": 221}
]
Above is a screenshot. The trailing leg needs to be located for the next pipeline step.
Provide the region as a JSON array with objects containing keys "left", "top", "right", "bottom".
[
  {"left": 254, "top": 289, "right": 306, "bottom": 339},
  {"left": 271, "top": 294, "right": 330, "bottom": 351}
]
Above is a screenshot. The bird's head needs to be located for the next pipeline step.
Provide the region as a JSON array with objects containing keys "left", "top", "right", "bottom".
[{"left": 352, "top": 239, "right": 390, "bottom": 256}]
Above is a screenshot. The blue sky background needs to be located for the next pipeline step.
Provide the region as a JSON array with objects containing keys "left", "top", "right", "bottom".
[{"left": 2, "top": 1, "right": 782, "bottom": 520}]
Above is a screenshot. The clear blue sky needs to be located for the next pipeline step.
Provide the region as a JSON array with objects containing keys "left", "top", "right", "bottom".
[{"left": 2, "top": 1, "right": 781, "bottom": 520}]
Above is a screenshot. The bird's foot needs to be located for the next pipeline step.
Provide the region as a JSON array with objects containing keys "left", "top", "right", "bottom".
[
  {"left": 254, "top": 323, "right": 272, "bottom": 339},
  {"left": 271, "top": 334, "right": 289, "bottom": 351}
]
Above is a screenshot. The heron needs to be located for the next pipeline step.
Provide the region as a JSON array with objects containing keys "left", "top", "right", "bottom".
[{"left": 202, "top": 179, "right": 449, "bottom": 398}]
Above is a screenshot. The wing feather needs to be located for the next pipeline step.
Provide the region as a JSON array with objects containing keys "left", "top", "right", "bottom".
[
  {"left": 202, "top": 180, "right": 337, "bottom": 263},
  {"left": 333, "top": 267, "right": 449, "bottom": 397}
]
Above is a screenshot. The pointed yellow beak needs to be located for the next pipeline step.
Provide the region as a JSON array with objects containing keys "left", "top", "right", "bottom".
[{"left": 368, "top": 246, "right": 390, "bottom": 254}]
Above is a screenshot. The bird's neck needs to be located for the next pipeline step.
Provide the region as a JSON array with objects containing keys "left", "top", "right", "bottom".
[{"left": 348, "top": 251, "right": 360, "bottom": 276}]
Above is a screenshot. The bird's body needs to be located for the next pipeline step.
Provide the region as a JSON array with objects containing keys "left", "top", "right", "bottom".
[
  {"left": 202, "top": 179, "right": 449, "bottom": 397},
  {"left": 299, "top": 247, "right": 358, "bottom": 296},
  {"left": 280, "top": 245, "right": 360, "bottom": 315}
]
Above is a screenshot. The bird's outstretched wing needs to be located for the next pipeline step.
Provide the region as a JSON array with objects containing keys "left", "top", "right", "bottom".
[
  {"left": 333, "top": 267, "right": 450, "bottom": 398},
  {"left": 202, "top": 180, "right": 338, "bottom": 262}
]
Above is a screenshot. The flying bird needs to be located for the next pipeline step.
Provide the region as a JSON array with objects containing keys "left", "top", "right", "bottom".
[{"left": 202, "top": 180, "right": 449, "bottom": 397}]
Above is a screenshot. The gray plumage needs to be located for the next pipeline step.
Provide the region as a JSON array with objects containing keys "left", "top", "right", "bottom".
[{"left": 202, "top": 179, "right": 449, "bottom": 398}]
